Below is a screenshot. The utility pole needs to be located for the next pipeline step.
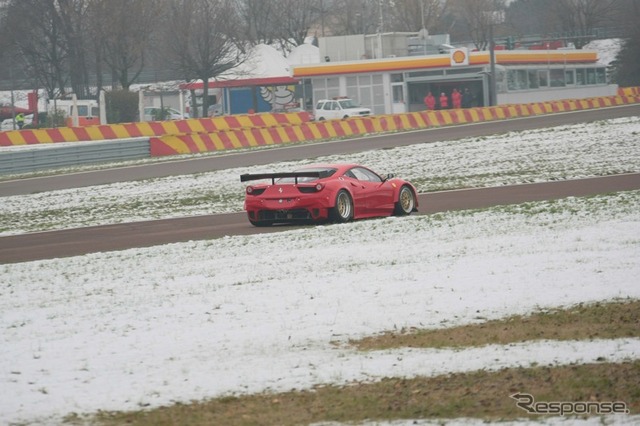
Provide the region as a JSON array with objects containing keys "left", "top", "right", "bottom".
[{"left": 489, "top": 23, "right": 497, "bottom": 107}]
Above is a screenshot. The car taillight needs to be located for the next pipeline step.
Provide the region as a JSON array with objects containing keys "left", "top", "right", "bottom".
[
  {"left": 246, "top": 186, "right": 265, "bottom": 195},
  {"left": 298, "top": 183, "right": 324, "bottom": 193}
]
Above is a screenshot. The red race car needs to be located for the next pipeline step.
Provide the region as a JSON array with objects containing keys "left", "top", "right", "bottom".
[{"left": 241, "top": 163, "right": 418, "bottom": 226}]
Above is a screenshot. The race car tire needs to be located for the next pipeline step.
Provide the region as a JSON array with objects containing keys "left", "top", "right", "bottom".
[
  {"left": 330, "top": 190, "right": 353, "bottom": 223},
  {"left": 394, "top": 185, "right": 416, "bottom": 216}
]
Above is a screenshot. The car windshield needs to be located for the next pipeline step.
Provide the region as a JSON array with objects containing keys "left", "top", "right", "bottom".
[
  {"left": 277, "top": 167, "right": 337, "bottom": 183},
  {"left": 338, "top": 99, "right": 359, "bottom": 109}
]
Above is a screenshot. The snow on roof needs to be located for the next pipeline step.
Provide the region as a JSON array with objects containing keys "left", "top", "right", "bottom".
[
  {"left": 224, "top": 43, "right": 292, "bottom": 80},
  {"left": 180, "top": 43, "right": 297, "bottom": 90},
  {"left": 287, "top": 43, "right": 321, "bottom": 65}
]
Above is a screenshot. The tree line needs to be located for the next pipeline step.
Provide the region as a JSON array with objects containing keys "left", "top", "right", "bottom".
[{"left": 0, "top": 0, "right": 638, "bottom": 112}]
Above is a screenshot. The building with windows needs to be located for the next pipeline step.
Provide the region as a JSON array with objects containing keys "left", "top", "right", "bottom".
[
  {"left": 293, "top": 46, "right": 615, "bottom": 115},
  {"left": 177, "top": 34, "right": 615, "bottom": 117}
]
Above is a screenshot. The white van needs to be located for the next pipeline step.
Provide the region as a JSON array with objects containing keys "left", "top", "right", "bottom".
[
  {"left": 48, "top": 99, "right": 100, "bottom": 127},
  {"left": 314, "top": 98, "right": 371, "bottom": 121}
]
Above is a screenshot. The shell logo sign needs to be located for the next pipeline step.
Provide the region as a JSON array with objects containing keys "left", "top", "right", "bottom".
[{"left": 450, "top": 48, "right": 469, "bottom": 66}]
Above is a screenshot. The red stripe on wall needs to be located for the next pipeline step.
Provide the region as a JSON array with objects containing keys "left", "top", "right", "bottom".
[
  {"left": 391, "top": 115, "right": 403, "bottom": 129},
  {"left": 97, "top": 125, "right": 118, "bottom": 140},
  {"left": 250, "top": 128, "right": 266, "bottom": 146},
  {"left": 282, "top": 126, "right": 297, "bottom": 141},
  {"left": 300, "top": 123, "right": 315, "bottom": 140},
  {"left": 272, "top": 113, "right": 289, "bottom": 125},
  {"left": 197, "top": 134, "right": 216, "bottom": 151},
  {"left": 19, "top": 131, "right": 40, "bottom": 144},
  {"left": 345, "top": 119, "right": 361, "bottom": 134},
  {"left": 147, "top": 122, "right": 167, "bottom": 136},
  {"left": 0, "top": 134, "right": 10, "bottom": 146},
  {"left": 72, "top": 127, "right": 92, "bottom": 141},
  {"left": 224, "top": 116, "right": 242, "bottom": 130},
  {"left": 174, "top": 120, "right": 192, "bottom": 134},
  {"left": 197, "top": 118, "right": 217, "bottom": 133},
  {"left": 249, "top": 115, "right": 267, "bottom": 127},
  {"left": 181, "top": 135, "right": 201, "bottom": 152},
  {"left": 217, "top": 131, "right": 236, "bottom": 149},
  {"left": 329, "top": 121, "right": 346, "bottom": 136},
  {"left": 405, "top": 114, "right": 419, "bottom": 129},
  {"left": 149, "top": 138, "right": 177, "bottom": 156},
  {"left": 46, "top": 128, "right": 66, "bottom": 142},
  {"left": 361, "top": 119, "right": 375, "bottom": 133},
  {"left": 315, "top": 123, "right": 331, "bottom": 139},
  {"left": 123, "top": 123, "right": 143, "bottom": 137},
  {"left": 234, "top": 130, "right": 250, "bottom": 147},
  {"left": 264, "top": 127, "right": 279, "bottom": 144}
]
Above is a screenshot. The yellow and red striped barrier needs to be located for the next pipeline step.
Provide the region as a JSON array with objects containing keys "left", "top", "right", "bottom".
[
  {"left": 0, "top": 111, "right": 311, "bottom": 146},
  {"left": 149, "top": 93, "right": 640, "bottom": 156},
  {"left": 619, "top": 87, "right": 640, "bottom": 97},
  {"left": 1, "top": 91, "right": 639, "bottom": 152}
]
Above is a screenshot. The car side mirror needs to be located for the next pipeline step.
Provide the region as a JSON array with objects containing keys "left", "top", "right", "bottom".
[{"left": 385, "top": 173, "right": 395, "bottom": 181}]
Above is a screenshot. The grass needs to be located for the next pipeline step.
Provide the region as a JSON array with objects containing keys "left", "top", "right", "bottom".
[
  {"left": 80, "top": 300, "right": 640, "bottom": 425},
  {"left": 350, "top": 299, "right": 640, "bottom": 351},
  {"left": 86, "top": 363, "right": 639, "bottom": 426}
]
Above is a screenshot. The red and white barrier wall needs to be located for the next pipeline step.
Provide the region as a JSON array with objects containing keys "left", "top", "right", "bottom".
[
  {"left": 0, "top": 111, "right": 311, "bottom": 147},
  {"left": 150, "top": 93, "right": 640, "bottom": 156},
  {"left": 1, "top": 91, "right": 639, "bottom": 154}
]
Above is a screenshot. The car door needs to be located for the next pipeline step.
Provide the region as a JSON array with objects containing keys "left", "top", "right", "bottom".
[
  {"left": 341, "top": 169, "right": 369, "bottom": 217},
  {"left": 352, "top": 167, "right": 395, "bottom": 214},
  {"left": 324, "top": 101, "right": 339, "bottom": 120},
  {"left": 345, "top": 167, "right": 384, "bottom": 216}
]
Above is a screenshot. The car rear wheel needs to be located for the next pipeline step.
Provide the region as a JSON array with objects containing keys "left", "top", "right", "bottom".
[
  {"left": 330, "top": 190, "right": 353, "bottom": 223},
  {"left": 394, "top": 185, "right": 415, "bottom": 216}
]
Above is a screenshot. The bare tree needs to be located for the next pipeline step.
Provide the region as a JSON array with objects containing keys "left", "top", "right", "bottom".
[
  {"left": 167, "top": 0, "right": 244, "bottom": 116},
  {"left": 447, "top": 0, "right": 507, "bottom": 50},
  {"left": 387, "top": 0, "right": 446, "bottom": 33},
  {"left": 57, "top": 0, "right": 92, "bottom": 98},
  {"left": 270, "top": 0, "right": 321, "bottom": 51},
  {"left": 612, "top": 0, "right": 640, "bottom": 85},
  {"left": 552, "top": 0, "right": 621, "bottom": 48},
  {"left": 327, "top": 0, "right": 379, "bottom": 36},
  {"left": 3, "top": 0, "right": 69, "bottom": 98},
  {"left": 504, "top": 0, "right": 558, "bottom": 36},
  {"left": 90, "top": 0, "right": 163, "bottom": 90},
  {"left": 236, "top": 0, "right": 319, "bottom": 52},
  {"left": 237, "top": 0, "right": 279, "bottom": 46}
]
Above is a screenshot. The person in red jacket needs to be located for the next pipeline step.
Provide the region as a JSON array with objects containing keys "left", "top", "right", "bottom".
[
  {"left": 423, "top": 92, "right": 436, "bottom": 110},
  {"left": 439, "top": 92, "right": 449, "bottom": 109},
  {"left": 451, "top": 88, "right": 462, "bottom": 109}
]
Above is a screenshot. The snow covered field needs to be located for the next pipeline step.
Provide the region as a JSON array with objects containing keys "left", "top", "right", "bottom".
[{"left": 1, "top": 115, "right": 639, "bottom": 425}]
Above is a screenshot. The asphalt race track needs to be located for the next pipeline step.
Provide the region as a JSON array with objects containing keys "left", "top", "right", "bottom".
[
  {"left": 1, "top": 105, "right": 639, "bottom": 264},
  {"left": 1, "top": 104, "right": 639, "bottom": 197}
]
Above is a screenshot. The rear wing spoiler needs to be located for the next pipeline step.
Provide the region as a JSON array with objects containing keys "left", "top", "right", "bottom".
[{"left": 240, "top": 171, "right": 323, "bottom": 184}]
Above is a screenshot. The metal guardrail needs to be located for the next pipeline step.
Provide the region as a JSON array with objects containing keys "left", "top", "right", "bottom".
[{"left": 0, "top": 138, "right": 150, "bottom": 175}]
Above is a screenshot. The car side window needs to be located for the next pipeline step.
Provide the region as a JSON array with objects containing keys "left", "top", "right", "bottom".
[
  {"left": 349, "top": 168, "right": 369, "bottom": 181},
  {"left": 323, "top": 102, "right": 333, "bottom": 110},
  {"left": 316, "top": 102, "right": 324, "bottom": 110},
  {"left": 350, "top": 167, "right": 382, "bottom": 182},
  {"left": 333, "top": 102, "right": 340, "bottom": 110}
]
